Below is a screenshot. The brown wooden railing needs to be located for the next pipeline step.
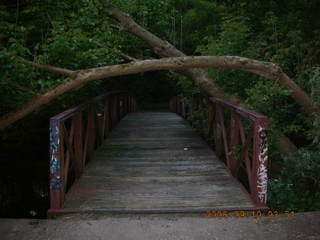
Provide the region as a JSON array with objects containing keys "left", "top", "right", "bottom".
[
  {"left": 49, "top": 92, "right": 136, "bottom": 212},
  {"left": 170, "top": 96, "right": 268, "bottom": 207}
]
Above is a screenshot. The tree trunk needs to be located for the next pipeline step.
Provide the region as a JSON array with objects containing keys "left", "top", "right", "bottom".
[
  {"left": 101, "top": 1, "right": 300, "bottom": 156},
  {"left": 101, "top": 1, "right": 313, "bottom": 114},
  {"left": 0, "top": 55, "right": 306, "bottom": 156},
  {"left": 1, "top": 3, "right": 308, "bottom": 157}
]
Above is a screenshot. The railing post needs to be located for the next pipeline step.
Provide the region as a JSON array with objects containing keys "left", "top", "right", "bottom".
[
  {"left": 251, "top": 118, "right": 268, "bottom": 206},
  {"left": 73, "top": 112, "right": 83, "bottom": 178},
  {"left": 129, "top": 96, "right": 132, "bottom": 112},
  {"left": 214, "top": 104, "right": 223, "bottom": 157},
  {"left": 229, "top": 110, "right": 239, "bottom": 176},
  {"left": 114, "top": 95, "right": 119, "bottom": 123},
  {"left": 119, "top": 94, "right": 123, "bottom": 118},
  {"left": 49, "top": 119, "right": 63, "bottom": 210},
  {"left": 108, "top": 97, "right": 114, "bottom": 128},
  {"left": 87, "top": 108, "right": 95, "bottom": 161},
  {"left": 124, "top": 94, "right": 128, "bottom": 114}
]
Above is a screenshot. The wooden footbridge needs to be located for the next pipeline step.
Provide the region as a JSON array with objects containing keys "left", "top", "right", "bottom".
[{"left": 48, "top": 92, "right": 269, "bottom": 216}]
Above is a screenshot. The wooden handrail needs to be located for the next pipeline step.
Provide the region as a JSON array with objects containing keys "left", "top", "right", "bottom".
[
  {"left": 170, "top": 96, "right": 268, "bottom": 207},
  {"left": 49, "top": 92, "right": 136, "bottom": 212}
]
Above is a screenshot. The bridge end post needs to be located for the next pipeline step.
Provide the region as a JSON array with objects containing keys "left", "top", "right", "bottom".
[
  {"left": 48, "top": 118, "right": 63, "bottom": 216},
  {"left": 251, "top": 118, "right": 269, "bottom": 207}
]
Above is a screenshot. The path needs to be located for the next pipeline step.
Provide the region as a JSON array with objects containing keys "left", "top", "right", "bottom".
[{"left": 2, "top": 212, "right": 320, "bottom": 240}]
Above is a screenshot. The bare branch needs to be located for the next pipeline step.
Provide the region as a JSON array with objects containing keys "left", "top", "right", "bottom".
[
  {"left": 18, "top": 58, "right": 75, "bottom": 76},
  {"left": 93, "top": 41, "right": 137, "bottom": 62}
]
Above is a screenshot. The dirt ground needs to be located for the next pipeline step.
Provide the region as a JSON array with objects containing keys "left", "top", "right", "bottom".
[{"left": 1, "top": 211, "right": 320, "bottom": 240}]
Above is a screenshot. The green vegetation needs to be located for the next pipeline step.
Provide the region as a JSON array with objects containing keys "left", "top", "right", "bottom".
[
  {"left": 171, "top": 0, "right": 320, "bottom": 212},
  {"left": 1, "top": 0, "right": 319, "bottom": 213},
  {"left": 268, "top": 149, "right": 320, "bottom": 212}
]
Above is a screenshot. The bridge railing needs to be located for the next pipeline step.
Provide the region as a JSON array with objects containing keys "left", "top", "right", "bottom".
[
  {"left": 170, "top": 96, "right": 268, "bottom": 207},
  {"left": 49, "top": 91, "right": 136, "bottom": 213}
]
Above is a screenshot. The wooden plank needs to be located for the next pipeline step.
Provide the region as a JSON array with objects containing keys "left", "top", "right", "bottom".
[
  {"left": 62, "top": 112, "right": 255, "bottom": 214},
  {"left": 65, "top": 197, "right": 254, "bottom": 211},
  {"left": 76, "top": 175, "right": 237, "bottom": 184},
  {"left": 96, "top": 150, "right": 214, "bottom": 158},
  {"left": 93, "top": 155, "right": 219, "bottom": 162},
  {"left": 91, "top": 160, "right": 217, "bottom": 167}
]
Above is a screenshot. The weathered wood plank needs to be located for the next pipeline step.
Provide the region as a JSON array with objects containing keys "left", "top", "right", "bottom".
[
  {"left": 65, "top": 197, "right": 254, "bottom": 211},
  {"left": 63, "top": 112, "right": 255, "bottom": 213}
]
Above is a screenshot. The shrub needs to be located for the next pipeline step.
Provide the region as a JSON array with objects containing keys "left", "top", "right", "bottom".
[{"left": 268, "top": 149, "right": 320, "bottom": 212}]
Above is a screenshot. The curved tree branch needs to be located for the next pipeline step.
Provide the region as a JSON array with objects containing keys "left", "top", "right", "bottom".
[
  {"left": 0, "top": 56, "right": 312, "bottom": 135},
  {"left": 2, "top": 0, "right": 306, "bottom": 156},
  {"left": 18, "top": 58, "right": 75, "bottom": 76}
]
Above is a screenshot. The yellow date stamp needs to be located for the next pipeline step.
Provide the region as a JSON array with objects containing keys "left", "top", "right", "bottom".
[{"left": 205, "top": 210, "right": 295, "bottom": 219}]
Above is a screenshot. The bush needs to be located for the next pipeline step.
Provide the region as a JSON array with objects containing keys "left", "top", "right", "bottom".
[{"left": 268, "top": 149, "right": 320, "bottom": 212}]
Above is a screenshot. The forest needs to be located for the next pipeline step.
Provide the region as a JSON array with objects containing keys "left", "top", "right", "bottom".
[{"left": 0, "top": 0, "right": 320, "bottom": 218}]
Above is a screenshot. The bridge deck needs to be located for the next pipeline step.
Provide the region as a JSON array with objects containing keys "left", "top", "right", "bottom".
[{"left": 64, "top": 112, "right": 255, "bottom": 213}]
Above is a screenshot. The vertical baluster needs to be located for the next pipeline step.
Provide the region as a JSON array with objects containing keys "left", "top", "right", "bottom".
[
  {"left": 125, "top": 94, "right": 129, "bottom": 114},
  {"left": 120, "top": 94, "right": 124, "bottom": 118},
  {"left": 124, "top": 94, "right": 127, "bottom": 116},
  {"left": 114, "top": 95, "right": 119, "bottom": 124},
  {"left": 214, "top": 104, "right": 223, "bottom": 157},
  {"left": 87, "top": 108, "right": 95, "bottom": 162},
  {"left": 108, "top": 97, "right": 113, "bottom": 128},
  {"left": 103, "top": 99, "right": 109, "bottom": 138},
  {"left": 123, "top": 94, "right": 126, "bottom": 115},
  {"left": 229, "top": 110, "right": 239, "bottom": 176},
  {"left": 74, "top": 112, "right": 83, "bottom": 178}
]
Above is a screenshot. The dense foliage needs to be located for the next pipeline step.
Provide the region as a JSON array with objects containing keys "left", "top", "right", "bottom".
[
  {"left": 0, "top": 0, "right": 319, "bottom": 215},
  {"left": 172, "top": 0, "right": 320, "bottom": 212}
]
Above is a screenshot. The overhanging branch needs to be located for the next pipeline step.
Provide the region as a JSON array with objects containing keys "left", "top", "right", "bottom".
[
  {"left": 0, "top": 55, "right": 312, "bottom": 132},
  {"left": 101, "top": 1, "right": 313, "bottom": 116},
  {"left": 18, "top": 58, "right": 75, "bottom": 76}
]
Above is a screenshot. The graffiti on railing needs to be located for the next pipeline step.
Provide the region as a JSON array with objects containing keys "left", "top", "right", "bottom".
[
  {"left": 257, "top": 126, "right": 268, "bottom": 203},
  {"left": 49, "top": 120, "right": 61, "bottom": 189}
]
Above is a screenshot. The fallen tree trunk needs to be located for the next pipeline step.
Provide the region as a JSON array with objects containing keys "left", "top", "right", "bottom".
[
  {"left": 101, "top": 1, "right": 314, "bottom": 115},
  {"left": 101, "top": 1, "right": 301, "bottom": 156},
  {"left": 0, "top": 56, "right": 305, "bottom": 156},
  {"left": 1, "top": 2, "right": 310, "bottom": 156}
]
